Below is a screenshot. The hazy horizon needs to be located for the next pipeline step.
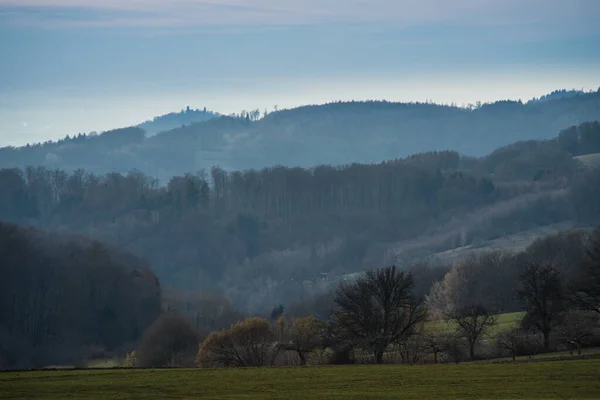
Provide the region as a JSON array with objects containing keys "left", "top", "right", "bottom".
[
  {"left": 2, "top": 74, "right": 599, "bottom": 147},
  {"left": 1, "top": 0, "right": 600, "bottom": 146}
]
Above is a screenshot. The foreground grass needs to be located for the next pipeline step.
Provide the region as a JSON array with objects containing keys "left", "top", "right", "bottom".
[{"left": 2, "top": 359, "right": 600, "bottom": 400}]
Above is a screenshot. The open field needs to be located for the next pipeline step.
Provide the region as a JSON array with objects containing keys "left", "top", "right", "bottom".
[
  {"left": 2, "top": 359, "right": 600, "bottom": 400},
  {"left": 493, "top": 311, "right": 524, "bottom": 332},
  {"left": 428, "top": 311, "right": 524, "bottom": 337},
  {"left": 575, "top": 153, "right": 600, "bottom": 168},
  {"left": 428, "top": 222, "right": 576, "bottom": 266}
]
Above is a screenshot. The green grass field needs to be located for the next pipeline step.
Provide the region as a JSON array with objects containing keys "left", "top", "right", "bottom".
[
  {"left": 428, "top": 311, "right": 524, "bottom": 337},
  {"left": 490, "top": 311, "right": 525, "bottom": 335},
  {"left": 2, "top": 359, "right": 600, "bottom": 400}
]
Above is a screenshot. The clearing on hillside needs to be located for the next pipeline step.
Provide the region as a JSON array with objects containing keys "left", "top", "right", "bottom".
[
  {"left": 575, "top": 153, "right": 600, "bottom": 168},
  {"left": 427, "top": 311, "right": 524, "bottom": 337}
]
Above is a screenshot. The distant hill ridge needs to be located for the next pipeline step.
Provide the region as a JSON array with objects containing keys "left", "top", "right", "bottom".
[
  {"left": 1, "top": 88, "right": 600, "bottom": 179},
  {"left": 137, "top": 106, "right": 220, "bottom": 135},
  {"left": 527, "top": 88, "right": 598, "bottom": 104}
]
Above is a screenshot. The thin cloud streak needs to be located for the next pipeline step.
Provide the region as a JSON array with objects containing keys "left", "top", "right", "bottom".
[{"left": 1, "top": 0, "right": 598, "bottom": 30}]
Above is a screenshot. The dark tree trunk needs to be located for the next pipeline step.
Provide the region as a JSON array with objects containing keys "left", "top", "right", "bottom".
[
  {"left": 374, "top": 350, "right": 384, "bottom": 364},
  {"left": 543, "top": 330, "right": 550, "bottom": 352},
  {"left": 297, "top": 351, "right": 306, "bottom": 365},
  {"left": 469, "top": 341, "right": 475, "bottom": 360}
]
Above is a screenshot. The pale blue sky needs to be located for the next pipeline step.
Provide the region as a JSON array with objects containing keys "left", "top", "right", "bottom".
[{"left": 1, "top": 0, "right": 599, "bottom": 146}]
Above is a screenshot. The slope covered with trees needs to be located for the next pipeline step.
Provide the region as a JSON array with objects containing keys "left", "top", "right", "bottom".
[
  {"left": 0, "top": 222, "right": 162, "bottom": 369},
  {"left": 1, "top": 90, "right": 599, "bottom": 180},
  {"left": 190, "top": 229, "right": 600, "bottom": 367},
  {"left": 1, "top": 121, "right": 598, "bottom": 314},
  {"left": 137, "top": 106, "right": 219, "bottom": 136}
]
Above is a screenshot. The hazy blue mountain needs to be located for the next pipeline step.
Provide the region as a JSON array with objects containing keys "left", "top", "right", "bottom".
[
  {"left": 1, "top": 90, "right": 600, "bottom": 181},
  {"left": 0, "top": 120, "right": 598, "bottom": 312}
]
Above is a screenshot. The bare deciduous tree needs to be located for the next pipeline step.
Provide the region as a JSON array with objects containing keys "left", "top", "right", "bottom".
[
  {"left": 442, "top": 333, "right": 467, "bottom": 364},
  {"left": 421, "top": 332, "right": 448, "bottom": 364},
  {"left": 526, "top": 229, "right": 589, "bottom": 277},
  {"left": 570, "top": 229, "right": 600, "bottom": 314},
  {"left": 559, "top": 311, "right": 598, "bottom": 355},
  {"left": 283, "top": 316, "right": 326, "bottom": 365},
  {"left": 425, "top": 281, "right": 451, "bottom": 320},
  {"left": 445, "top": 305, "right": 496, "bottom": 360},
  {"left": 517, "top": 263, "right": 564, "bottom": 351},
  {"left": 496, "top": 328, "right": 521, "bottom": 361},
  {"left": 426, "top": 251, "right": 518, "bottom": 318},
  {"left": 333, "top": 266, "right": 426, "bottom": 364},
  {"left": 396, "top": 322, "right": 429, "bottom": 364}
]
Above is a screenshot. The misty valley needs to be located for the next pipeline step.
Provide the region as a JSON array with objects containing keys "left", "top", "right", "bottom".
[{"left": 1, "top": 91, "right": 600, "bottom": 400}]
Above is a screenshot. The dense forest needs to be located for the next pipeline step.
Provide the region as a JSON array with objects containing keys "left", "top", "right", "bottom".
[
  {"left": 1, "top": 121, "right": 599, "bottom": 314},
  {"left": 0, "top": 222, "right": 161, "bottom": 369},
  {"left": 1, "top": 90, "right": 600, "bottom": 180},
  {"left": 527, "top": 89, "right": 595, "bottom": 104}
]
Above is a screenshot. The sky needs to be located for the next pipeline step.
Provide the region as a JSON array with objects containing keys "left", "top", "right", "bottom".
[{"left": 1, "top": 0, "right": 599, "bottom": 146}]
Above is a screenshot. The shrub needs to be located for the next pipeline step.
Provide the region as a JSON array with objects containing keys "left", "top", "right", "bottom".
[
  {"left": 196, "top": 317, "right": 279, "bottom": 368},
  {"left": 136, "top": 313, "right": 200, "bottom": 368},
  {"left": 123, "top": 351, "right": 137, "bottom": 368},
  {"left": 284, "top": 316, "right": 326, "bottom": 365}
]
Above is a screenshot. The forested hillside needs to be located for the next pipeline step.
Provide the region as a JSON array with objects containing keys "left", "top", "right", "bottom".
[
  {"left": 0, "top": 222, "right": 161, "bottom": 369},
  {"left": 1, "top": 91, "right": 599, "bottom": 180},
  {"left": 1, "top": 122, "right": 599, "bottom": 313},
  {"left": 137, "top": 106, "right": 219, "bottom": 136}
]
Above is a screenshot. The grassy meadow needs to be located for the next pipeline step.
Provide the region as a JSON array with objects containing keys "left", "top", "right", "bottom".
[
  {"left": 427, "top": 311, "right": 524, "bottom": 337},
  {"left": 2, "top": 359, "right": 600, "bottom": 400}
]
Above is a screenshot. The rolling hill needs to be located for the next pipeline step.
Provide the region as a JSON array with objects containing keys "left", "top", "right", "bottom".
[
  {"left": 0, "top": 92, "right": 599, "bottom": 314},
  {"left": 1, "top": 90, "right": 600, "bottom": 180},
  {"left": 136, "top": 106, "right": 219, "bottom": 136}
]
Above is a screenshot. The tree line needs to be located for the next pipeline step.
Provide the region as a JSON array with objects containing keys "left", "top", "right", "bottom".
[
  {"left": 126, "top": 227, "right": 600, "bottom": 368},
  {"left": 1, "top": 214, "right": 598, "bottom": 369},
  {"left": 0, "top": 151, "right": 498, "bottom": 308},
  {"left": 0, "top": 122, "right": 598, "bottom": 311},
  {"left": 1, "top": 93, "right": 599, "bottom": 178}
]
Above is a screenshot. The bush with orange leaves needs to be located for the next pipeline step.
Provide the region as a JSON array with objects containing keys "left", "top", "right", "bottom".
[
  {"left": 196, "top": 317, "right": 280, "bottom": 367},
  {"left": 283, "top": 316, "right": 327, "bottom": 365}
]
